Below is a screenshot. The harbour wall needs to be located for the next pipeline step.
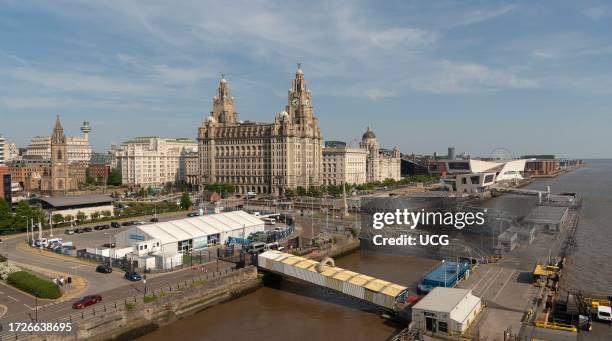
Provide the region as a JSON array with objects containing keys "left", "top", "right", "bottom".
[{"left": 39, "top": 266, "right": 260, "bottom": 341}]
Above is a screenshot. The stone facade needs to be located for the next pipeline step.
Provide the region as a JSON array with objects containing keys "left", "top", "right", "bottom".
[
  {"left": 17, "top": 116, "right": 87, "bottom": 194},
  {"left": 322, "top": 146, "right": 367, "bottom": 186},
  {"left": 198, "top": 65, "right": 323, "bottom": 196},
  {"left": 359, "top": 127, "right": 401, "bottom": 182},
  {"left": 181, "top": 150, "right": 199, "bottom": 186},
  {"left": 116, "top": 137, "right": 198, "bottom": 187}
]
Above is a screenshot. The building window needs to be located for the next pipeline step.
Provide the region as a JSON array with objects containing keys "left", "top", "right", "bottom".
[{"left": 437, "top": 321, "right": 448, "bottom": 333}]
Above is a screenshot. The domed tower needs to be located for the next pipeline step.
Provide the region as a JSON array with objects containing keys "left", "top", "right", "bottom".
[
  {"left": 211, "top": 74, "right": 237, "bottom": 124},
  {"left": 360, "top": 127, "right": 380, "bottom": 183}
]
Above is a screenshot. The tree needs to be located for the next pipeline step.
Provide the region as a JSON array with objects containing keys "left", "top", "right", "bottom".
[
  {"left": 51, "top": 214, "right": 64, "bottom": 224},
  {"left": 180, "top": 192, "right": 192, "bottom": 210},
  {"left": 76, "top": 211, "right": 86, "bottom": 222},
  {"left": 0, "top": 198, "right": 13, "bottom": 231},
  {"left": 64, "top": 214, "right": 74, "bottom": 224},
  {"left": 107, "top": 168, "right": 122, "bottom": 186},
  {"left": 91, "top": 211, "right": 100, "bottom": 220},
  {"left": 102, "top": 210, "right": 112, "bottom": 218},
  {"left": 284, "top": 189, "right": 296, "bottom": 198},
  {"left": 14, "top": 201, "right": 34, "bottom": 229},
  {"left": 296, "top": 186, "right": 307, "bottom": 196}
]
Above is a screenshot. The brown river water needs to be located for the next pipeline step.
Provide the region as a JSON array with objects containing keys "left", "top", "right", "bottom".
[{"left": 144, "top": 160, "right": 612, "bottom": 340}]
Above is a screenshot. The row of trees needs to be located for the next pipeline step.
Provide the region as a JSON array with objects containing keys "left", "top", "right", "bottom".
[
  {"left": 284, "top": 175, "right": 440, "bottom": 198},
  {"left": 0, "top": 199, "right": 45, "bottom": 234}
]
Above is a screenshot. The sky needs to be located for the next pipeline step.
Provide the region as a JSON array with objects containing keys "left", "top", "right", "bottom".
[{"left": 1, "top": 0, "right": 611, "bottom": 158}]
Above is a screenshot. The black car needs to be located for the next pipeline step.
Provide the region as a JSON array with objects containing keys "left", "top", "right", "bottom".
[
  {"left": 121, "top": 221, "right": 133, "bottom": 226},
  {"left": 100, "top": 224, "right": 110, "bottom": 230},
  {"left": 111, "top": 222, "right": 121, "bottom": 228},
  {"left": 150, "top": 217, "right": 159, "bottom": 222},
  {"left": 82, "top": 227, "right": 93, "bottom": 232},
  {"left": 124, "top": 272, "right": 142, "bottom": 281},
  {"left": 74, "top": 228, "right": 83, "bottom": 234},
  {"left": 96, "top": 264, "right": 112, "bottom": 274},
  {"left": 94, "top": 225, "right": 104, "bottom": 231}
]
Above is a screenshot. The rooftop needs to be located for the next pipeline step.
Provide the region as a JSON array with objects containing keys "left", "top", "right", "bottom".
[
  {"left": 412, "top": 287, "right": 474, "bottom": 313},
  {"left": 33, "top": 194, "right": 114, "bottom": 208}
]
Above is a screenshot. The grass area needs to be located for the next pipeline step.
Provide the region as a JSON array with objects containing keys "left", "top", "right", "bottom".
[
  {"left": 7, "top": 271, "right": 61, "bottom": 299},
  {"left": 143, "top": 294, "right": 158, "bottom": 303}
]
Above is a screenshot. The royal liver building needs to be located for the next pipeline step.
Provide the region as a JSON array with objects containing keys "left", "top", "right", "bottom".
[{"left": 198, "top": 64, "right": 323, "bottom": 196}]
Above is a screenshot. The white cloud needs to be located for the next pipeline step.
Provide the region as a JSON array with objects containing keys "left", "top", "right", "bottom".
[
  {"left": 409, "top": 61, "right": 538, "bottom": 94},
  {"left": 455, "top": 5, "right": 515, "bottom": 27}
]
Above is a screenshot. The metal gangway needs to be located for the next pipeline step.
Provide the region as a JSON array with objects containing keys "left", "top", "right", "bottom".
[{"left": 257, "top": 251, "right": 411, "bottom": 312}]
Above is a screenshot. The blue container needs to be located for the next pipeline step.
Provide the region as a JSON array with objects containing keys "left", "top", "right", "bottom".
[{"left": 417, "top": 260, "right": 470, "bottom": 293}]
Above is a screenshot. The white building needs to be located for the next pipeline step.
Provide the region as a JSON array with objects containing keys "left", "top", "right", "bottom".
[
  {"left": 24, "top": 121, "right": 92, "bottom": 164},
  {"left": 359, "top": 127, "right": 401, "bottom": 183},
  {"left": 115, "top": 136, "right": 198, "bottom": 187},
  {"left": 411, "top": 287, "right": 482, "bottom": 336},
  {"left": 441, "top": 159, "right": 527, "bottom": 194},
  {"left": 113, "top": 210, "right": 264, "bottom": 256},
  {"left": 322, "top": 145, "right": 367, "bottom": 186}
]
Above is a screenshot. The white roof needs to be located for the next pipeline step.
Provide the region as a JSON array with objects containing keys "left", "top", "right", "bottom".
[
  {"left": 412, "top": 287, "right": 479, "bottom": 314},
  {"left": 133, "top": 210, "right": 263, "bottom": 244}
]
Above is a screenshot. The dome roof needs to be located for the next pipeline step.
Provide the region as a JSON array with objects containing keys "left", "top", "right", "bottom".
[
  {"left": 362, "top": 127, "right": 376, "bottom": 139},
  {"left": 277, "top": 110, "right": 289, "bottom": 121},
  {"left": 206, "top": 116, "right": 216, "bottom": 123}
]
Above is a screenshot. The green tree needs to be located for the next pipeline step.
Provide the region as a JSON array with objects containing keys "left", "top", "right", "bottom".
[
  {"left": 64, "top": 214, "right": 74, "bottom": 224},
  {"left": 76, "top": 211, "right": 86, "bottom": 222},
  {"left": 0, "top": 198, "right": 13, "bottom": 231},
  {"left": 90, "top": 211, "right": 100, "bottom": 220},
  {"left": 51, "top": 214, "right": 64, "bottom": 224},
  {"left": 296, "top": 186, "right": 307, "bottom": 196},
  {"left": 14, "top": 201, "right": 34, "bottom": 229},
  {"left": 107, "top": 168, "right": 122, "bottom": 186},
  {"left": 180, "top": 192, "right": 192, "bottom": 210},
  {"left": 284, "top": 189, "right": 296, "bottom": 198},
  {"left": 102, "top": 210, "right": 112, "bottom": 218}
]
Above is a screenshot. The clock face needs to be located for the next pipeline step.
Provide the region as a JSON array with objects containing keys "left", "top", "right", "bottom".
[
  {"left": 304, "top": 98, "right": 310, "bottom": 106},
  {"left": 291, "top": 97, "right": 300, "bottom": 106}
]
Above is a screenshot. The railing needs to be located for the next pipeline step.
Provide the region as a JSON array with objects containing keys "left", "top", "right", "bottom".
[{"left": 0, "top": 267, "right": 243, "bottom": 340}]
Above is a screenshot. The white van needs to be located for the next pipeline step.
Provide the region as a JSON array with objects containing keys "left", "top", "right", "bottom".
[
  {"left": 35, "top": 237, "right": 63, "bottom": 248},
  {"left": 264, "top": 218, "right": 276, "bottom": 225},
  {"left": 597, "top": 305, "right": 612, "bottom": 322}
]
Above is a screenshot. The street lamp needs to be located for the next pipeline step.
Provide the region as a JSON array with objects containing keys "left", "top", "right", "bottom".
[{"left": 104, "top": 232, "right": 112, "bottom": 266}]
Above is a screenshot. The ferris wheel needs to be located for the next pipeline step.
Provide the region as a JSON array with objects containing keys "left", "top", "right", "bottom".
[{"left": 489, "top": 147, "right": 513, "bottom": 160}]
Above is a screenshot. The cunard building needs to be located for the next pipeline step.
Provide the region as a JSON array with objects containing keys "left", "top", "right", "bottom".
[{"left": 198, "top": 64, "right": 323, "bottom": 196}]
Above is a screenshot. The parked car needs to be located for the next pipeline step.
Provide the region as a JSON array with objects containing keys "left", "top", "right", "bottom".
[
  {"left": 187, "top": 212, "right": 197, "bottom": 217},
  {"left": 96, "top": 264, "right": 113, "bottom": 274},
  {"left": 150, "top": 217, "right": 159, "bottom": 222},
  {"left": 82, "top": 227, "right": 93, "bottom": 232},
  {"left": 133, "top": 220, "right": 145, "bottom": 225},
  {"left": 72, "top": 295, "right": 102, "bottom": 309},
  {"left": 65, "top": 229, "right": 75, "bottom": 235},
  {"left": 121, "top": 221, "right": 133, "bottom": 227},
  {"left": 94, "top": 225, "right": 104, "bottom": 231},
  {"left": 111, "top": 222, "right": 121, "bottom": 228},
  {"left": 74, "top": 228, "right": 83, "bottom": 234},
  {"left": 124, "top": 272, "right": 142, "bottom": 281},
  {"left": 100, "top": 224, "right": 110, "bottom": 230}
]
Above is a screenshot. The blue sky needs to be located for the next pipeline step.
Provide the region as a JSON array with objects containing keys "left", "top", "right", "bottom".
[{"left": 1, "top": 1, "right": 611, "bottom": 158}]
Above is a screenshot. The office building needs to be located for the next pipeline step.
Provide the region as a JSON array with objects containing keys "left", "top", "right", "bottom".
[{"left": 198, "top": 65, "right": 323, "bottom": 196}]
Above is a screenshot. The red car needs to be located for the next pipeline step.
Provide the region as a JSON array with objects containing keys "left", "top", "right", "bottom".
[{"left": 72, "top": 295, "right": 102, "bottom": 309}]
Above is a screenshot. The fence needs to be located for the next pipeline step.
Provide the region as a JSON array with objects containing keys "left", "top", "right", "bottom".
[{"left": 0, "top": 267, "right": 245, "bottom": 340}]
